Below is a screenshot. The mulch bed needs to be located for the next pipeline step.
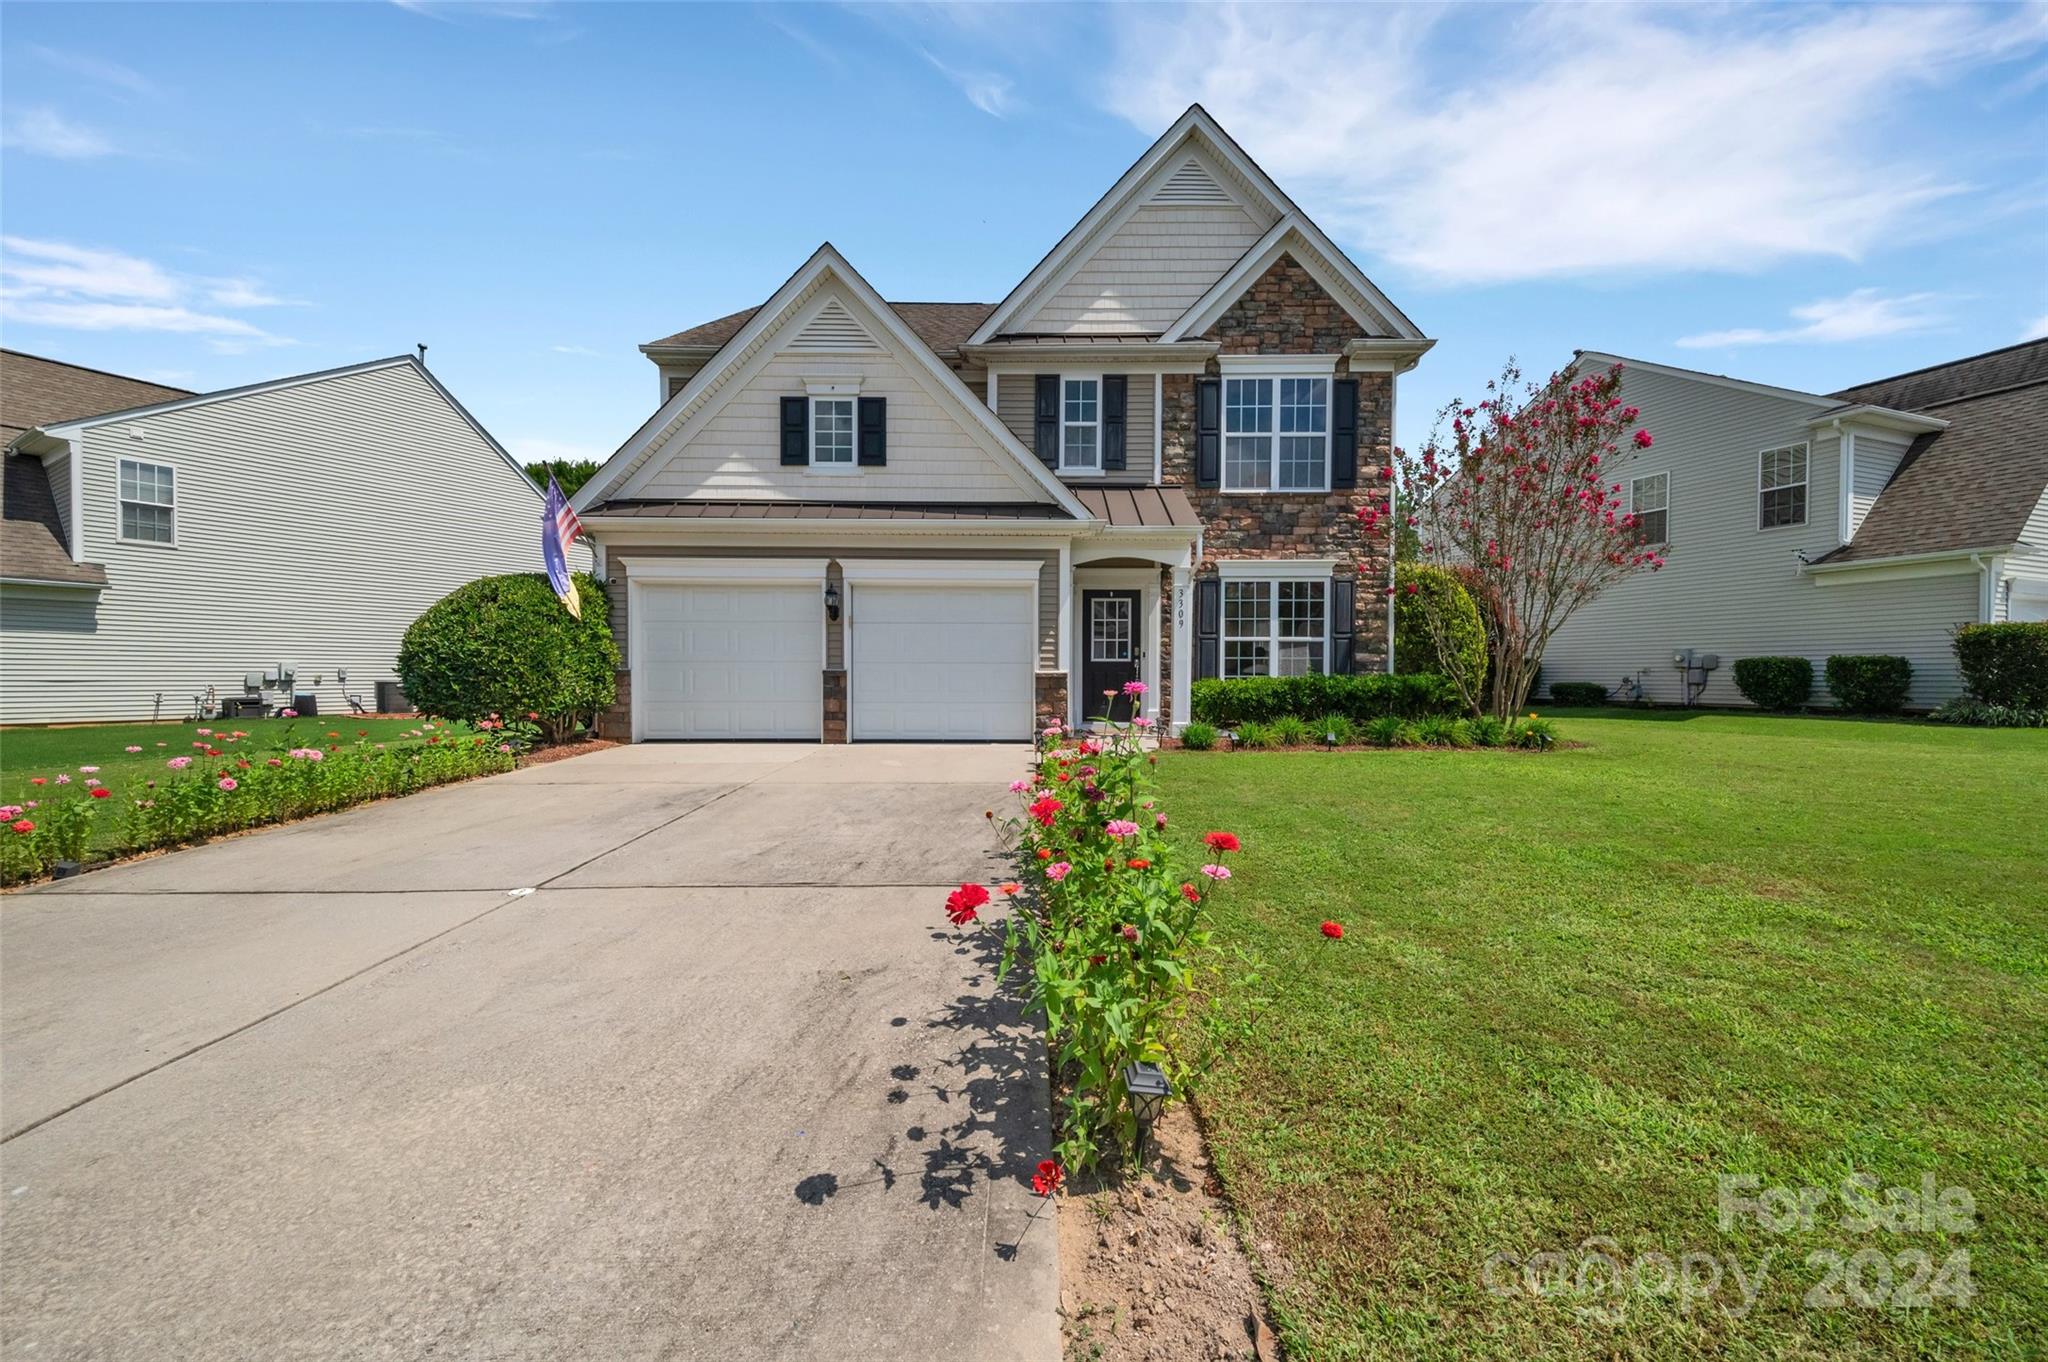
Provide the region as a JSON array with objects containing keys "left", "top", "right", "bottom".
[{"left": 1057, "top": 1103, "right": 1281, "bottom": 1361}]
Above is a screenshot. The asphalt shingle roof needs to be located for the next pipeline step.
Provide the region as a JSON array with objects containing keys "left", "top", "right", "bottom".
[{"left": 646, "top": 302, "right": 997, "bottom": 359}]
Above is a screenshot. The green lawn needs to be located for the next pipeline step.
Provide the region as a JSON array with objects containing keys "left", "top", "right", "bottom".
[
  {"left": 1163, "top": 711, "right": 2046, "bottom": 1360},
  {"left": 0, "top": 715, "right": 464, "bottom": 811}
]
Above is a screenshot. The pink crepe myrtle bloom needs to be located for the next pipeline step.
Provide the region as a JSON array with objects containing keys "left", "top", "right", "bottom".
[
  {"left": 217, "top": 777, "right": 238, "bottom": 792},
  {"left": 1103, "top": 819, "right": 1140, "bottom": 838},
  {"left": 1045, "top": 861, "right": 1073, "bottom": 882},
  {"left": 167, "top": 757, "right": 193, "bottom": 770},
  {"left": 1199, "top": 864, "right": 1232, "bottom": 881}
]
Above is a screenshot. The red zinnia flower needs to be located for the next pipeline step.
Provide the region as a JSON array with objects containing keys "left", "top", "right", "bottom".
[
  {"left": 1181, "top": 883, "right": 1200, "bottom": 904},
  {"left": 1088, "top": 954, "right": 1107, "bottom": 966},
  {"left": 1028, "top": 795, "right": 1063, "bottom": 828},
  {"left": 1127, "top": 858, "right": 1150, "bottom": 870},
  {"left": 1031, "top": 1159, "right": 1064, "bottom": 1197},
  {"left": 10, "top": 818, "right": 34, "bottom": 834},
  {"left": 1321, "top": 921, "right": 1344, "bottom": 940},
  {"left": 1121, "top": 924, "right": 1139, "bottom": 942},
  {"left": 1203, "top": 831, "right": 1241, "bottom": 854},
  {"left": 944, "top": 882, "right": 990, "bottom": 926},
  {"left": 999, "top": 881, "right": 1021, "bottom": 896},
  {"left": 89, "top": 787, "right": 112, "bottom": 800},
  {"left": 1036, "top": 847, "right": 1053, "bottom": 861}
]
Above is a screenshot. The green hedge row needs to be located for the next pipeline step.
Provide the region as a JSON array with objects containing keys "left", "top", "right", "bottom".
[
  {"left": 1824, "top": 654, "right": 1913, "bottom": 714},
  {"left": 1733, "top": 656, "right": 1814, "bottom": 711},
  {"left": 1189, "top": 673, "right": 1459, "bottom": 727},
  {"left": 1954, "top": 622, "right": 2048, "bottom": 708}
]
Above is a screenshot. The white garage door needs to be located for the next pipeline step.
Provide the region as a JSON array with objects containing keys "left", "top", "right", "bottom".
[
  {"left": 850, "top": 583, "right": 1035, "bottom": 741},
  {"left": 637, "top": 582, "right": 822, "bottom": 739}
]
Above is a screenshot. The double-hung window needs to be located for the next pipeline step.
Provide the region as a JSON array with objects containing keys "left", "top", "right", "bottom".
[
  {"left": 118, "top": 458, "right": 176, "bottom": 545},
  {"left": 1223, "top": 376, "right": 1327, "bottom": 491},
  {"left": 1759, "top": 443, "right": 1807, "bottom": 529},
  {"left": 1222, "top": 579, "right": 1327, "bottom": 678},
  {"left": 1060, "top": 378, "right": 1100, "bottom": 473},
  {"left": 811, "top": 396, "right": 854, "bottom": 467},
  {"left": 1630, "top": 472, "right": 1669, "bottom": 545}
]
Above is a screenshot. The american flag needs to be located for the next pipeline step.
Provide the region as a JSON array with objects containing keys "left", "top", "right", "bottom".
[{"left": 542, "top": 475, "right": 585, "bottom": 618}]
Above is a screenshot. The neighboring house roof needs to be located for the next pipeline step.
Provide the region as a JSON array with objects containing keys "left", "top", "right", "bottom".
[
  {"left": 1816, "top": 359, "right": 2048, "bottom": 566},
  {"left": 0, "top": 351, "right": 185, "bottom": 588},
  {"left": 647, "top": 302, "right": 997, "bottom": 360},
  {"left": 586, "top": 498, "right": 1071, "bottom": 521},
  {"left": 1829, "top": 338, "right": 2048, "bottom": 411}
]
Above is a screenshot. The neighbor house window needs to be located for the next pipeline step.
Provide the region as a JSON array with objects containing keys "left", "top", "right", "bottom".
[
  {"left": 1759, "top": 443, "right": 1807, "bottom": 529},
  {"left": 1061, "top": 378, "right": 1099, "bottom": 472},
  {"left": 1223, "top": 376, "right": 1327, "bottom": 492},
  {"left": 118, "top": 458, "right": 175, "bottom": 544},
  {"left": 1222, "top": 579, "right": 1327, "bottom": 678},
  {"left": 1630, "top": 472, "right": 1669, "bottom": 545},
  {"left": 811, "top": 396, "right": 854, "bottom": 466}
]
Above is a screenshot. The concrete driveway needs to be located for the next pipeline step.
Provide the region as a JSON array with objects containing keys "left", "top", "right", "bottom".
[{"left": 1, "top": 743, "right": 1055, "bottom": 1361}]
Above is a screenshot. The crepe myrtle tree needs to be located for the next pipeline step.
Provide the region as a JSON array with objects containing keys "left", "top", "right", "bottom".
[{"left": 1369, "top": 359, "right": 1664, "bottom": 718}]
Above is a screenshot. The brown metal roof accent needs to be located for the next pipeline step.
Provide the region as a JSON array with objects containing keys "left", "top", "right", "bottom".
[
  {"left": 1817, "top": 376, "right": 2048, "bottom": 565},
  {"left": 1070, "top": 485, "right": 1202, "bottom": 528},
  {"left": 1, "top": 349, "right": 192, "bottom": 444},
  {"left": 1, "top": 452, "right": 106, "bottom": 586},
  {"left": 646, "top": 302, "right": 998, "bottom": 359},
  {"left": 1830, "top": 339, "right": 2048, "bottom": 412},
  {"left": 588, "top": 498, "right": 1073, "bottom": 521}
]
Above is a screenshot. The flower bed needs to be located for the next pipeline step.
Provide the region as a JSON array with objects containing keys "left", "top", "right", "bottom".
[
  {"left": 941, "top": 686, "right": 1254, "bottom": 1173},
  {"left": 2, "top": 716, "right": 520, "bottom": 885}
]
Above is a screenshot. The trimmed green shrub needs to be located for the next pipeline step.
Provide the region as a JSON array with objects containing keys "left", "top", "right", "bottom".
[
  {"left": 1953, "top": 622, "right": 2048, "bottom": 708},
  {"left": 398, "top": 572, "right": 619, "bottom": 741},
  {"left": 1546, "top": 682, "right": 1607, "bottom": 707},
  {"left": 1394, "top": 564, "right": 1487, "bottom": 693},
  {"left": 1233, "top": 721, "right": 1280, "bottom": 750},
  {"left": 1178, "top": 721, "right": 1218, "bottom": 751},
  {"left": 1928, "top": 696, "right": 2048, "bottom": 728},
  {"left": 1467, "top": 714, "right": 1509, "bottom": 748},
  {"left": 1825, "top": 654, "right": 1913, "bottom": 714},
  {"left": 1270, "top": 715, "right": 1314, "bottom": 747},
  {"left": 1317, "top": 714, "right": 1357, "bottom": 746},
  {"left": 1190, "top": 672, "right": 1458, "bottom": 728},
  {"left": 1733, "top": 656, "right": 1814, "bottom": 711}
]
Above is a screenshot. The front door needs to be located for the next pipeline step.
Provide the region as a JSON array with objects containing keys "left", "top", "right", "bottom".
[{"left": 1081, "top": 590, "right": 1142, "bottom": 723}]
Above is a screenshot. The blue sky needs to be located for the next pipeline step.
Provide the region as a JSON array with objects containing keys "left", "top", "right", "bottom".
[{"left": 3, "top": 1, "right": 2045, "bottom": 465}]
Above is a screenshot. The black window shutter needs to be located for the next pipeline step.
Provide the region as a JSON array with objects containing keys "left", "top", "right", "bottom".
[
  {"left": 1329, "top": 577, "right": 1357, "bottom": 674},
  {"left": 1195, "top": 577, "right": 1220, "bottom": 679},
  {"left": 1102, "top": 375, "right": 1127, "bottom": 472},
  {"left": 1034, "top": 375, "right": 1059, "bottom": 469},
  {"left": 1196, "top": 378, "right": 1221, "bottom": 487},
  {"left": 1331, "top": 378, "right": 1359, "bottom": 488},
  {"left": 858, "top": 396, "right": 887, "bottom": 466},
  {"left": 780, "top": 396, "right": 808, "bottom": 466}
]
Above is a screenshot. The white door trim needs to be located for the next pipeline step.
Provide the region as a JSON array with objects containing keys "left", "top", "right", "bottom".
[
  {"left": 838, "top": 558, "right": 1044, "bottom": 585},
  {"left": 617, "top": 556, "right": 830, "bottom": 584},
  {"left": 1072, "top": 566, "right": 1161, "bottom": 727}
]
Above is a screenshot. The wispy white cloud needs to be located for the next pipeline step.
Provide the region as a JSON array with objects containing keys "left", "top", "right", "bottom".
[
  {"left": 28, "top": 46, "right": 155, "bottom": 97},
  {"left": 1676, "top": 290, "right": 1947, "bottom": 349},
  {"left": 764, "top": 14, "right": 847, "bottom": 72},
  {"left": 0, "top": 236, "right": 298, "bottom": 351},
  {"left": 1100, "top": 2, "right": 2048, "bottom": 284},
  {"left": 918, "top": 48, "right": 1015, "bottom": 118},
  {"left": 1, "top": 108, "right": 118, "bottom": 159},
  {"left": 551, "top": 344, "right": 600, "bottom": 356}
]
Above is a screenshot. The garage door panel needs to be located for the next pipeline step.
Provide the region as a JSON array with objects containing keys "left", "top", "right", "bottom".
[
  {"left": 639, "top": 583, "right": 821, "bottom": 740},
  {"left": 850, "top": 582, "right": 1033, "bottom": 741}
]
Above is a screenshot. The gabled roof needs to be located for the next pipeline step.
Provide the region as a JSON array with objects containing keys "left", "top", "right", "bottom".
[
  {"left": 1829, "top": 338, "right": 2048, "bottom": 411},
  {"left": 967, "top": 104, "right": 1423, "bottom": 346},
  {"left": 577, "top": 243, "right": 1092, "bottom": 519},
  {"left": 1, "top": 451, "right": 105, "bottom": 587},
  {"left": 0, "top": 349, "right": 191, "bottom": 444},
  {"left": 646, "top": 302, "right": 997, "bottom": 361}
]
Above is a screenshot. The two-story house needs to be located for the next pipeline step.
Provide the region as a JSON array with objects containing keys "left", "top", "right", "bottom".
[
  {"left": 573, "top": 105, "right": 1432, "bottom": 742},
  {"left": 1542, "top": 341, "right": 2048, "bottom": 709}
]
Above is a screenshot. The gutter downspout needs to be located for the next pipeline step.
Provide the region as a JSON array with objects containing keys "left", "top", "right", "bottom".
[
  {"left": 66, "top": 435, "right": 86, "bottom": 563},
  {"left": 1969, "top": 552, "right": 1997, "bottom": 623}
]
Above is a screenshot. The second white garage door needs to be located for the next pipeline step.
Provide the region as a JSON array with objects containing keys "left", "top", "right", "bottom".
[
  {"left": 849, "top": 582, "right": 1035, "bottom": 741},
  {"left": 637, "top": 582, "right": 822, "bottom": 740}
]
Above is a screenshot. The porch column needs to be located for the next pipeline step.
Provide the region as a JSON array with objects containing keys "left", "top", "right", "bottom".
[{"left": 1170, "top": 559, "right": 1193, "bottom": 732}]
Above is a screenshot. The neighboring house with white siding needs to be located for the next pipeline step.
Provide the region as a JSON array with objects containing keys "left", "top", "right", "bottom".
[
  {"left": 1543, "top": 341, "right": 2048, "bottom": 710},
  {"left": 1, "top": 350, "right": 586, "bottom": 725}
]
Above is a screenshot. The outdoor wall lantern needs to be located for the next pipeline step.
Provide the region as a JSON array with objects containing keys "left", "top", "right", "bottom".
[
  {"left": 1123, "top": 1061, "right": 1171, "bottom": 1135},
  {"left": 824, "top": 582, "right": 841, "bottom": 621}
]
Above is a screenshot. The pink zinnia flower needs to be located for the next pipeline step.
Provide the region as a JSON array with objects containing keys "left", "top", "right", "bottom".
[
  {"left": 196, "top": 728, "right": 213, "bottom": 736},
  {"left": 1133, "top": 716, "right": 1154, "bottom": 729},
  {"left": 0, "top": 805, "right": 20, "bottom": 820},
  {"left": 1155, "top": 813, "right": 1167, "bottom": 829},
  {"left": 279, "top": 708, "right": 297, "bottom": 719},
  {"left": 1045, "top": 861, "right": 1072, "bottom": 882},
  {"left": 125, "top": 745, "right": 143, "bottom": 753},
  {"left": 84, "top": 778, "right": 101, "bottom": 787},
  {"left": 167, "top": 757, "right": 192, "bottom": 770},
  {"left": 217, "top": 777, "right": 238, "bottom": 792},
  {"left": 54, "top": 773, "right": 70, "bottom": 785},
  {"left": 1121, "top": 680, "right": 1147, "bottom": 697},
  {"left": 1104, "top": 819, "right": 1140, "bottom": 838},
  {"left": 78, "top": 765, "right": 99, "bottom": 773},
  {"left": 1200, "top": 864, "right": 1231, "bottom": 881},
  {"left": 1009, "top": 778, "right": 1031, "bottom": 793}
]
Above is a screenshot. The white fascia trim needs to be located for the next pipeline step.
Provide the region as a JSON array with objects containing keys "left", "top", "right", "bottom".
[
  {"left": 1217, "top": 557, "right": 1340, "bottom": 579},
  {"left": 0, "top": 576, "right": 102, "bottom": 591},
  {"left": 1573, "top": 352, "right": 1840, "bottom": 408},
  {"left": 1804, "top": 544, "right": 2016, "bottom": 584},
  {"left": 616, "top": 556, "right": 829, "bottom": 583},
  {"left": 838, "top": 558, "right": 1042, "bottom": 585},
  {"left": 1345, "top": 338, "right": 1437, "bottom": 374},
  {"left": 1160, "top": 216, "right": 1424, "bottom": 343},
  {"left": 1803, "top": 404, "right": 1949, "bottom": 436},
  {"left": 584, "top": 515, "right": 1089, "bottom": 540},
  {"left": 1218, "top": 353, "right": 1340, "bottom": 374}
]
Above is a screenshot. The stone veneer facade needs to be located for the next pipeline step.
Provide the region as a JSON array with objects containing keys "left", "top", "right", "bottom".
[
  {"left": 1034, "top": 672, "right": 1069, "bottom": 735},
  {"left": 1156, "top": 252, "right": 1397, "bottom": 673}
]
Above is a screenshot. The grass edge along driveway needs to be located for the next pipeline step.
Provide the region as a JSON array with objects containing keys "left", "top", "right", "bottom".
[{"left": 1164, "top": 710, "right": 2045, "bottom": 1361}]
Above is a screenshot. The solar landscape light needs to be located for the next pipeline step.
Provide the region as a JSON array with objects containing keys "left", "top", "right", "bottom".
[{"left": 1123, "top": 1061, "right": 1171, "bottom": 1138}]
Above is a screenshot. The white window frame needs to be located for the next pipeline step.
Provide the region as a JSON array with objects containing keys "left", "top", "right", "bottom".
[
  {"left": 809, "top": 393, "right": 857, "bottom": 472},
  {"left": 116, "top": 456, "right": 177, "bottom": 547},
  {"left": 1059, "top": 375, "right": 1101, "bottom": 475},
  {"left": 1758, "top": 442, "right": 1809, "bottom": 531},
  {"left": 1220, "top": 575, "right": 1330, "bottom": 679},
  {"left": 1220, "top": 372, "right": 1331, "bottom": 494},
  {"left": 1629, "top": 471, "right": 1669, "bottom": 545}
]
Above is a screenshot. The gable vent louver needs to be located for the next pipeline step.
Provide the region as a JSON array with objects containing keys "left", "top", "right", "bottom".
[
  {"left": 1149, "top": 157, "right": 1234, "bottom": 206},
  {"left": 790, "top": 298, "right": 881, "bottom": 351}
]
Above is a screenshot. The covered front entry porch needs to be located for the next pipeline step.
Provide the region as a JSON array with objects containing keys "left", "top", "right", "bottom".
[{"left": 1064, "top": 531, "right": 1198, "bottom": 733}]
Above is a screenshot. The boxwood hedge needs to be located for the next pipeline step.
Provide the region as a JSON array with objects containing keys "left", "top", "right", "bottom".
[
  {"left": 398, "top": 572, "right": 618, "bottom": 740},
  {"left": 1733, "top": 656, "right": 1814, "bottom": 711},
  {"left": 1824, "top": 654, "right": 1913, "bottom": 714},
  {"left": 1953, "top": 622, "right": 2048, "bottom": 708},
  {"left": 1189, "top": 672, "right": 1458, "bottom": 727}
]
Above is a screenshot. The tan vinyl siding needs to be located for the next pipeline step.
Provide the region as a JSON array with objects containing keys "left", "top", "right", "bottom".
[
  {"left": 636, "top": 350, "right": 1039, "bottom": 502},
  {"left": 1542, "top": 365, "right": 1985, "bottom": 709},
  {"left": 0, "top": 363, "right": 583, "bottom": 725},
  {"left": 604, "top": 545, "right": 1061, "bottom": 672},
  {"left": 991, "top": 371, "right": 1156, "bottom": 480},
  {"left": 1017, "top": 204, "right": 1271, "bottom": 335},
  {"left": 1849, "top": 430, "right": 1911, "bottom": 539}
]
